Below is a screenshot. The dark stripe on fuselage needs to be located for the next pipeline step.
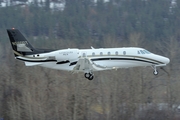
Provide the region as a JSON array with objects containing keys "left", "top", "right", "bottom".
[
  {"left": 91, "top": 58, "right": 161, "bottom": 65},
  {"left": 69, "top": 61, "right": 77, "bottom": 66},
  {"left": 57, "top": 60, "right": 70, "bottom": 64},
  {"left": 17, "top": 57, "right": 75, "bottom": 66},
  {"left": 17, "top": 56, "right": 163, "bottom": 66},
  {"left": 16, "top": 58, "right": 57, "bottom": 62},
  {"left": 67, "top": 57, "right": 162, "bottom": 67}
]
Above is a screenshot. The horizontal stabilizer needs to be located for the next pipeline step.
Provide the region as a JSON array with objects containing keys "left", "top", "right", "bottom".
[{"left": 25, "top": 62, "right": 42, "bottom": 66}]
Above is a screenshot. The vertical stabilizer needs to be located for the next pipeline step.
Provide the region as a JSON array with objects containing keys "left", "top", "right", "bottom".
[{"left": 7, "top": 28, "right": 34, "bottom": 56}]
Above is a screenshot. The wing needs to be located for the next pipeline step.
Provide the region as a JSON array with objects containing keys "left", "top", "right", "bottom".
[{"left": 73, "top": 58, "right": 111, "bottom": 72}]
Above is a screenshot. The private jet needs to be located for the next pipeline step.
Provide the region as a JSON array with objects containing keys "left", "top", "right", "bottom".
[{"left": 7, "top": 28, "right": 170, "bottom": 80}]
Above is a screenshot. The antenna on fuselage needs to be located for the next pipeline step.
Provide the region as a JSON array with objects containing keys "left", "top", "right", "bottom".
[{"left": 91, "top": 46, "right": 95, "bottom": 49}]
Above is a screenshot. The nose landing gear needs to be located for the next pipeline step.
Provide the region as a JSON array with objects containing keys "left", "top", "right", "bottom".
[
  {"left": 84, "top": 73, "right": 94, "bottom": 80},
  {"left": 152, "top": 65, "right": 158, "bottom": 75}
]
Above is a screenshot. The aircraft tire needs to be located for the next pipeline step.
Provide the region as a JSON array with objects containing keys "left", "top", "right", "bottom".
[
  {"left": 153, "top": 70, "right": 158, "bottom": 75},
  {"left": 85, "top": 73, "right": 90, "bottom": 78},
  {"left": 88, "top": 75, "right": 94, "bottom": 80}
]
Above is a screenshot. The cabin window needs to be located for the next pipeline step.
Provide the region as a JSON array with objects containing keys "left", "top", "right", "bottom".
[
  {"left": 108, "top": 52, "right": 111, "bottom": 55},
  {"left": 100, "top": 52, "right": 103, "bottom": 55},
  {"left": 92, "top": 52, "right": 95, "bottom": 56},
  {"left": 138, "top": 51, "right": 140, "bottom": 54},
  {"left": 115, "top": 51, "right": 118, "bottom": 55},
  {"left": 123, "top": 51, "right": 126, "bottom": 55}
]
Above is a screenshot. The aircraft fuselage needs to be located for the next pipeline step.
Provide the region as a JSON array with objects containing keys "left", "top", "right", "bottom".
[{"left": 21, "top": 47, "right": 169, "bottom": 72}]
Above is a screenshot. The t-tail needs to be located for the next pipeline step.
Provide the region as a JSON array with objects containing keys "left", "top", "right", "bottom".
[{"left": 7, "top": 28, "right": 35, "bottom": 57}]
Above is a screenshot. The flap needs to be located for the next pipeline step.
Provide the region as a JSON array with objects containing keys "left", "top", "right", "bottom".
[{"left": 25, "top": 62, "right": 42, "bottom": 66}]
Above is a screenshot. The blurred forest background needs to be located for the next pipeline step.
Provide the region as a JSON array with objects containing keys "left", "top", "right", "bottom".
[{"left": 0, "top": 0, "right": 180, "bottom": 119}]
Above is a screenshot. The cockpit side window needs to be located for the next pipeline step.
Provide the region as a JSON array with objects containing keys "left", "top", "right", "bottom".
[
  {"left": 143, "top": 50, "right": 151, "bottom": 54},
  {"left": 138, "top": 50, "right": 151, "bottom": 54},
  {"left": 140, "top": 50, "right": 145, "bottom": 54}
]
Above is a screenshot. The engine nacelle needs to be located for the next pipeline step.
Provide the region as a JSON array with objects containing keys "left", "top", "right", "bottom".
[{"left": 56, "top": 49, "right": 79, "bottom": 62}]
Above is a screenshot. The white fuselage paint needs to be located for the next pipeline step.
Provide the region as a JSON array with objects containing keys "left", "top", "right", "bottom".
[{"left": 21, "top": 47, "right": 170, "bottom": 73}]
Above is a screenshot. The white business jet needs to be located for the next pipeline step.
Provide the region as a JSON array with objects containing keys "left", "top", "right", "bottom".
[{"left": 7, "top": 28, "right": 170, "bottom": 80}]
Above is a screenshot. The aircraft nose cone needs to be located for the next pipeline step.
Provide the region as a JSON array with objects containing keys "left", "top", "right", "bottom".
[
  {"left": 155, "top": 55, "right": 170, "bottom": 65},
  {"left": 165, "top": 58, "right": 170, "bottom": 64},
  {"left": 163, "top": 57, "right": 170, "bottom": 64}
]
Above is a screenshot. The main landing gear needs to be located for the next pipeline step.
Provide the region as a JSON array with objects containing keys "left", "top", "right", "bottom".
[{"left": 84, "top": 73, "right": 94, "bottom": 80}]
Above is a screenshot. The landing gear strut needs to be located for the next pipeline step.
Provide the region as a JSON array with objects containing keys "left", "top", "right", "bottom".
[
  {"left": 152, "top": 65, "right": 158, "bottom": 75},
  {"left": 84, "top": 73, "right": 94, "bottom": 80}
]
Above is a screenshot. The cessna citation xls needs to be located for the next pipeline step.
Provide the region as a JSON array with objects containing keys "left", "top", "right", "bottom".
[{"left": 7, "top": 28, "right": 170, "bottom": 80}]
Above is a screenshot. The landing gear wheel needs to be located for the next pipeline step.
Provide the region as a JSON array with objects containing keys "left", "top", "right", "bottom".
[
  {"left": 85, "top": 73, "right": 90, "bottom": 78},
  {"left": 153, "top": 70, "right": 158, "bottom": 75},
  {"left": 84, "top": 73, "right": 94, "bottom": 80},
  {"left": 88, "top": 75, "right": 94, "bottom": 80}
]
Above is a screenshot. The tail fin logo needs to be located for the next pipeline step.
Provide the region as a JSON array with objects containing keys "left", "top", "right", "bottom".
[{"left": 12, "top": 41, "right": 28, "bottom": 46}]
